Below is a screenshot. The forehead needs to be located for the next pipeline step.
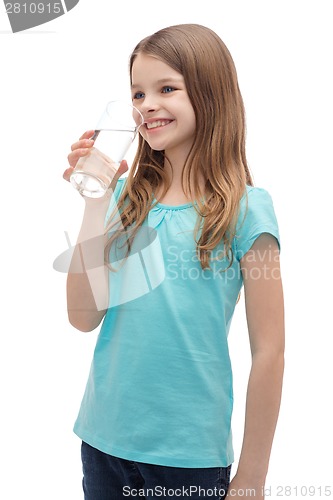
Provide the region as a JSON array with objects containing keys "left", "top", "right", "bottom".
[{"left": 131, "top": 53, "right": 184, "bottom": 88}]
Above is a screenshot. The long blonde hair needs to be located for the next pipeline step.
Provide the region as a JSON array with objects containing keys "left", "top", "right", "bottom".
[{"left": 105, "top": 24, "right": 253, "bottom": 270}]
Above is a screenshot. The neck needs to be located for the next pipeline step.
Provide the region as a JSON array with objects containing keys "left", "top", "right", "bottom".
[{"left": 155, "top": 155, "right": 205, "bottom": 202}]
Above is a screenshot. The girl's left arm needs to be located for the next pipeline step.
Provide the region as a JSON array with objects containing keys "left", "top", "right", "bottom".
[{"left": 227, "top": 233, "right": 285, "bottom": 499}]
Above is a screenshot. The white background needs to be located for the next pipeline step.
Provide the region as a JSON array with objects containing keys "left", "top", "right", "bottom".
[{"left": 1, "top": 1, "right": 332, "bottom": 498}]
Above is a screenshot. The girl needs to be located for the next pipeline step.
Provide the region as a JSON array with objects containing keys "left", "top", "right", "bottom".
[{"left": 64, "top": 24, "right": 284, "bottom": 500}]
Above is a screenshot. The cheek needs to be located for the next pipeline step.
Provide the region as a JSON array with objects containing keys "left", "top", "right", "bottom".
[
  {"left": 192, "top": 114, "right": 196, "bottom": 132},
  {"left": 188, "top": 112, "right": 196, "bottom": 136},
  {"left": 185, "top": 104, "right": 196, "bottom": 131},
  {"left": 138, "top": 127, "right": 147, "bottom": 140}
]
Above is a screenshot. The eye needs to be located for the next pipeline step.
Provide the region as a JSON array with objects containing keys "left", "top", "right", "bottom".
[
  {"left": 132, "top": 91, "right": 145, "bottom": 100},
  {"left": 162, "top": 86, "right": 175, "bottom": 94}
]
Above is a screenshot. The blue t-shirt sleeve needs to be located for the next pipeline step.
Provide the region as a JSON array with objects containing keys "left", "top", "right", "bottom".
[{"left": 235, "top": 187, "right": 280, "bottom": 261}]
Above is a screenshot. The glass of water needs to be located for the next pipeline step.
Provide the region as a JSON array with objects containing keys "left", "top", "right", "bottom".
[{"left": 70, "top": 100, "right": 144, "bottom": 198}]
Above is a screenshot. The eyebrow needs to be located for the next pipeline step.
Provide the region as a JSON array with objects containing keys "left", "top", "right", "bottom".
[{"left": 131, "top": 77, "right": 184, "bottom": 89}]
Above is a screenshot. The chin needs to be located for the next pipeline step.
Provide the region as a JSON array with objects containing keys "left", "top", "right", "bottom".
[{"left": 146, "top": 141, "right": 167, "bottom": 152}]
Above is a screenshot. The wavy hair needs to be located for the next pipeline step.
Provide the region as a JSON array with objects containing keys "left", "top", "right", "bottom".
[{"left": 105, "top": 24, "right": 253, "bottom": 270}]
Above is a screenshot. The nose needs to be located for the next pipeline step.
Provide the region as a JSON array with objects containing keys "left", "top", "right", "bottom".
[{"left": 140, "top": 95, "right": 160, "bottom": 115}]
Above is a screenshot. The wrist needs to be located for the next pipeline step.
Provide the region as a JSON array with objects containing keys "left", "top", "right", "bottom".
[
  {"left": 233, "top": 466, "right": 267, "bottom": 488},
  {"left": 76, "top": 197, "right": 110, "bottom": 244},
  {"left": 228, "top": 473, "right": 265, "bottom": 499},
  {"left": 83, "top": 193, "right": 111, "bottom": 212}
]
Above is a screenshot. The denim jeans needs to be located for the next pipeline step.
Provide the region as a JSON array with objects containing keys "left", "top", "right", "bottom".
[{"left": 81, "top": 441, "right": 232, "bottom": 500}]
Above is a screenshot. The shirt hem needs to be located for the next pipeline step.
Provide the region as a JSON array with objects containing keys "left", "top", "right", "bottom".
[{"left": 73, "top": 427, "right": 234, "bottom": 468}]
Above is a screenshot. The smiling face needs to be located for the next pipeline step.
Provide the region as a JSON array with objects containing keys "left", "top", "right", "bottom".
[{"left": 131, "top": 53, "right": 196, "bottom": 165}]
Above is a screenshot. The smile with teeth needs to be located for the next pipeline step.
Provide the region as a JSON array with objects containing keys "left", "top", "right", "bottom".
[{"left": 146, "top": 120, "right": 172, "bottom": 130}]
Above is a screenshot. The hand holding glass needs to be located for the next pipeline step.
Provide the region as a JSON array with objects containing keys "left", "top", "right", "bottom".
[{"left": 70, "top": 101, "right": 144, "bottom": 198}]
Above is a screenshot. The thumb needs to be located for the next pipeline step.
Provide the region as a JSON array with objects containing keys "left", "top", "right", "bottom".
[
  {"left": 108, "top": 160, "right": 129, "bottom": 194},
  {"left": 117, "top": 159, "right": 129, "bottom": 177}
]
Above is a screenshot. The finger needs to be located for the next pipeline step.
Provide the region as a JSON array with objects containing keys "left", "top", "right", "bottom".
[
  {"left": 79, "top": 130, "right": 96, "bottom": 141},
  {"left": 63, "top": 166, "right": 74, "bottom": 182},
  {"left": 70, "top": 130, "right": 96, "bottom": 152},
  {"left": 71, "top": 138, "right": 95, "bottom": 152},
  {"left": 67, "top": 148, "right": 90, "bottom": 168}
]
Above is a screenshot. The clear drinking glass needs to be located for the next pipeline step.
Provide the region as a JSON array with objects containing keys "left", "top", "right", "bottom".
[{"left": 70, "top": 100, "right": 144, "bottom": 198}]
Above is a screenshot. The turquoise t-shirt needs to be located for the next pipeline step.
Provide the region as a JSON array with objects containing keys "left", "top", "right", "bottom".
[{"left": 73, "top": 179, "right": 280, "bottom": 468}]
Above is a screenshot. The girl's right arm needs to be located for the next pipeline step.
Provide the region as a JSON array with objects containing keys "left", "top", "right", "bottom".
[{"left": 64, "top": 131, "right": 127, "bottom": 332}]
